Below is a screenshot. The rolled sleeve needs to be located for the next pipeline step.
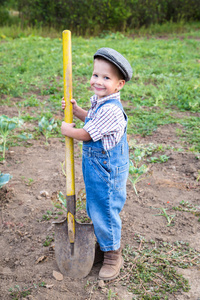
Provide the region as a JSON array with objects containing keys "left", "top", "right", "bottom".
[{"left": 83, "top": 120, "right": 102, "bottom": 142}]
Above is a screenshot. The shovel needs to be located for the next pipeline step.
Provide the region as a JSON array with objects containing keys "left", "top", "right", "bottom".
[{"left": 53, "top": 30, "right": 95, "bottom": 279}]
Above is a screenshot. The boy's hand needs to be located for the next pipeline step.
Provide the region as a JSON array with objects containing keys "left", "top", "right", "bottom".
[
  {"left": 62, "top": 97, "right": 78, "bottom": 115},
  {"left": 61, "top": 121, "right": 91, "bottom": 141},
  {"left": 61, "top": 98, "right": 66, "bottom": 110},
  {"left": 61, "top": 97, "right": 87, "bottom": 122},
  {"left": 61, "top": 121, "right": 76, "bottom": 136}
]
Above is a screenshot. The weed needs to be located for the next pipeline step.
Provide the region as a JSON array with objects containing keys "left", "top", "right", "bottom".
[
  {"left": 38, "top": 117, "right": 57, "bottom": 144},
  {"left": 120, "top": 237, "right": 200, "bottom": 298},
  {"left": 9, "top": 282, "right": 46, "bottom": 300},
  {"left": 76, "top": 188, "right": 86, "bottom": 211},
  {"left": 76, "top": 189, "right": 91, "bottom": 223},
  {"left": 129, "top": 140, "right": 170, "bottom": 156},
  {"left": 173, "top": 200, "right": 200, "bottom": 218},
  {"left": 155, "top": 208, "right": 176, "bottom": 226},
  {"left": 43, "top": 235, "right": 54, "bottom": 247},
  {"left": 147, "top": 155, "right": 170, "bottom": 163},
  {"left": 9, "top": 285, "right": 32, "bottom": 299},
  {"left": 14, "top": 102, "right": 25, "bottom": 118},
  {"left": 0, "top": 115, "right": 23, "bottom": 160},
  {"left": 176, "top": 116, "right": 200, "bottom": 152},
  {"left": 107, "top": 289, "right": 119, "bottom": 299},
  {"left": 129, "top": 149, "right": 149, "bottom": 195},
  {"left": 197, "top": 170, "right": 200, "bottom": 182},
  {"left": 60, "top": 161, "right": 66, "bottom": 177},
  {"left": 55, "top": 191, "right": 67, "bottom": 208},
  {"left": 53, "top": 190, "right": 91, "bottom": 223},
  {"left": 27, "top": 178, "right": 34, "bottom": 186},
  {"left": 42, "top": 209, "right": 63, "bottom": 221},
  {"left": 22, "top": 95, "right": 40, "bottom": 107},
  {"left": 21, "top": 176, "right": 34, "bottom": 186},
  {"left": 17, "top": 132, "right": 33, "bottom": 142}
]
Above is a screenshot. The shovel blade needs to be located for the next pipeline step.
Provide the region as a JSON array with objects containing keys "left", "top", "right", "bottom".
[{"left": 53, "top": 218, "right": 95, "bottom": 278}]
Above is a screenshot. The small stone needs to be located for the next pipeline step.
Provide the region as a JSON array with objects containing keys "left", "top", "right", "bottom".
[
  {"left": 53, "top": 270, "right": 63, "bottom": 281},
  {"left": 98, "top": 279, "right": 105, "bottom": 288},
  {"left": 40, "top": 191, "right": 49, "bottom": 197},
  {"left": 8, "top": 151, "right": 15, "bottom": 155}
]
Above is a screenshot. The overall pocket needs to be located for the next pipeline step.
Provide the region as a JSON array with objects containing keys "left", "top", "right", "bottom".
[
  {"left": 114, "top": 162, "right": 129, "bottom": 190},
  {"left": 89, "top": 156, "right": 111, "bottom": 184}
]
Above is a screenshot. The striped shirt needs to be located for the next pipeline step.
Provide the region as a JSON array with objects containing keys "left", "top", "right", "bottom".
[{"left": 83, "top": 92, "right": 127, "bottom": 150}]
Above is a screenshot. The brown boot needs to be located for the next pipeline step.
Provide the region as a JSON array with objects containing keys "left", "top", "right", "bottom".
[{"left": 99, "top": 248, "right": 123, "bottom": 281}]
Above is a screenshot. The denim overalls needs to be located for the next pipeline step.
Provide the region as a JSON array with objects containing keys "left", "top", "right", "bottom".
[{"left": 82, "top": 99, "right": 129, "bottom": 252}]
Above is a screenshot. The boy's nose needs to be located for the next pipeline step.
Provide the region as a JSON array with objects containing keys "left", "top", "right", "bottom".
[
  {"left": 96, "top": 77, "right": 102, "bottom": 84},
  {"left": 96, "top": 79, "right": 102, "bottom": 85}
]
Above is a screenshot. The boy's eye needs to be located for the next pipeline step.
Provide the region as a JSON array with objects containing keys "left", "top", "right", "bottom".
[
  {"left": 93, "top": 74, "right": 98, "bottom": 77},
  {"left": 104, "top": 76, "right": 110, "bottom": 80}
]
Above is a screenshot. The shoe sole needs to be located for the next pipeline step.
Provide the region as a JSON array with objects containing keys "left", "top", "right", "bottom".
[{"left": 98, "top": 257, "right": 124, "bottom": 281}]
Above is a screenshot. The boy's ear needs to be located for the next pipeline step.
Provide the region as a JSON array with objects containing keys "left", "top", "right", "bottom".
[{"left": 118, "top": 79, "right": 126, "bottom": 91}]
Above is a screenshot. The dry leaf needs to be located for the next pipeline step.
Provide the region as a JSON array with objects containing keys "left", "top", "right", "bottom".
[{"left": 35, "top": 255, "right": 47, "bottom": 264}]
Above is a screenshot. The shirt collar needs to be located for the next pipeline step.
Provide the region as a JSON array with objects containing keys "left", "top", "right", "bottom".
[{"left": 90, "top": 92, "right": 120, "bottom": 108}]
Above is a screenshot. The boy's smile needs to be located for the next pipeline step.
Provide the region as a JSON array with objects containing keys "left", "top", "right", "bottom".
[{"left": 90, "top": 59, "right": 125, "bottom": 99}]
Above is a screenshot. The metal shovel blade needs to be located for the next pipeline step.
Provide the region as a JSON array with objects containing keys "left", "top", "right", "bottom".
[{"left": 53, "top": 218, "right": 95, "bottom": 278}]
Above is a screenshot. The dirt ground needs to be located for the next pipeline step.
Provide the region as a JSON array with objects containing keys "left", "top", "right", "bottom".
[{"left": 0, "top": 104, "right": 200, "bottom": 300}]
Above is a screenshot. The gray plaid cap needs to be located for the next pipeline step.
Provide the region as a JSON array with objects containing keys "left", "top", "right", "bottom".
[{"left": 94, "top": 47, "right": 132, "bottom": 82}]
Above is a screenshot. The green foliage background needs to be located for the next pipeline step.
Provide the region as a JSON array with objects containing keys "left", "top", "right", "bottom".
[
  {"left": 1, "top": 32, "right": 199, "bottom": 151},
  {"left": 1, "top": 0, "right": 200, "bottom": 34}
]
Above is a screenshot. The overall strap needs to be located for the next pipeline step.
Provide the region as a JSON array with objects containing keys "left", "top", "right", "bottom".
[{"left": 95, "top": 99, "right": 127, "bottom": 121}]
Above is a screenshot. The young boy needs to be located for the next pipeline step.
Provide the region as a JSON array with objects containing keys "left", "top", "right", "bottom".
[{"left": 61, "top": 47, "right": 132, "bottom": 281}]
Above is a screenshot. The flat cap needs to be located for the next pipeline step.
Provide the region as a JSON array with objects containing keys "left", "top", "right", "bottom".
[{"left": 94, "top": 47, "right": 132, "bottom": 82}]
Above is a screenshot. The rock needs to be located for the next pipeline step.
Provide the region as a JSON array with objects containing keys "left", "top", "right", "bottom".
[
  {"left": 53, "top": 270, "right": 63, "bottom": 281},
  {"left": 98, "top": 280, "right": 105, "bottom": 288},
  {"left": 40, "top": 191, "right": 49, "bottom": 197}
]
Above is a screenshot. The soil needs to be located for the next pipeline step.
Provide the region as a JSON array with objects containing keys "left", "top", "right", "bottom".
[{"left": 0, "top": 104, "right": 200, "bottom": 300}]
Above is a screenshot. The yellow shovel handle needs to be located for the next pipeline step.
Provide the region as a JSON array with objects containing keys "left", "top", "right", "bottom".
[
  {"left": 62, "top": 30, "right": 75, "bottom": 197},
  {"left": 63, "top": 30, "right": 75, "bottom": 244}
]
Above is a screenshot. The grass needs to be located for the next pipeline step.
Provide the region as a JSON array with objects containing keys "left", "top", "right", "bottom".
[
  {"left": 9, "top": 282, "right": 46, "bottom": 300},
  {"left": 1, "top": 29, "right": 199, "bottom": 153},
  {"left": 84, "top": 235, "right": 200, "bottom": 299},
  {"left": 173, "top": 200, "right": 200, "bottom": 219},
  {"left": 120, "top": 237, "right": 200, "bottom": 299},
  {"left": 155, "top": 207, "right": 176, "bottom": 227}
]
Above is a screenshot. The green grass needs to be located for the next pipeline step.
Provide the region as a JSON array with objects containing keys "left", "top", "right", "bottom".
[
  {"left": 84, "top": 236, "right": 200, "bottom": 299},
  {"left": 0, "top": 25, "right": 200, "bottom": 151},
  {"left": 120, "top": 237, "right": 199, "bottom": 299},
  {"left": 1, "top": 30, "right": 200, "bottom": 153}
]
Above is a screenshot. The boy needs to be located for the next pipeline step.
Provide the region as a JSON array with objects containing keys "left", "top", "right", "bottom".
[{"left": 61, "top": 47, "right": 132, "bottom": 280}]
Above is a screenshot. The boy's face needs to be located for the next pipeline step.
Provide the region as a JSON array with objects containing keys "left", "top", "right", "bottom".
[{"left": 90, "top": 59, "right": 125, "bottom": 99}]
